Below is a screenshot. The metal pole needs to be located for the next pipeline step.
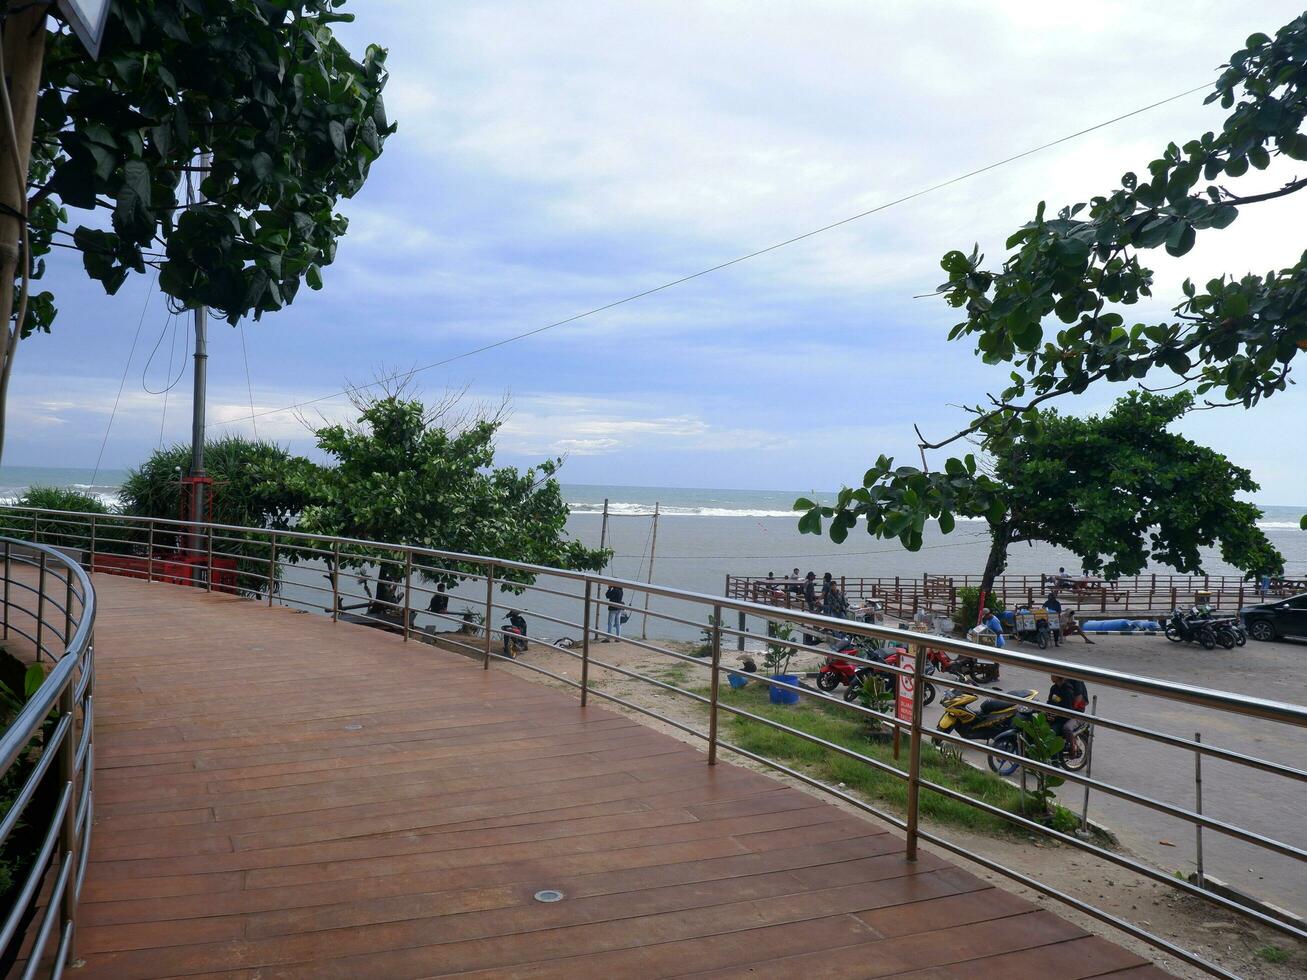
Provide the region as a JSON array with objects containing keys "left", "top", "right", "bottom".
[
  {"left": 594, "top": 498, "right": 609, "bottom": 637},
  {"left": 58, "top": 677, "right": 77, "bottom": 964},
  {"left": 580, "top": 581, "right": 592, "bottom": 706},
  {"left": 2, "top": 539, "right": 8, "bottom": 639},
  {"left": 640, "top": 502, "right": 659, "bottom": 640},
  {"left": 63, "top": 569, "right": 73, "bottom": 650},
  {"left": 205, "top": 525, "right": 214, "bottom": 592},
  {"left": 35, "top": 551, "right": 46, "bottom": 660},
  {"left": 1195, "top": 731, "right": 1205, "bottom": 888},
  {"left": 905, "top": 626, "right": 927, "bottom": 861},
  {"left": 1079, "top": 694, "right": 1097, "bottom": 836},
  {"left": 402, "top": 551, "right": 413, "bottom": 641},
  {"left": 267, "top": 533, "right": 277, "bottom": 606},
  {"left": 707, "top": 603, "right": 723, "bottom": 765},
  {"left": 737, "top": 610, "right": 746, "bottom": 652},
  {"left": 88, "top": 515, "right": 96, "bottom": 574},
  {"left": 146, "top": 520, "right": 154, "bottom": 583},
  {"left": 482, "top": 563, "right": 495, "bottom": 669},
  {"left": 331, "top": 541, "right": 340, "bottom": 622},
  {"left": 186, "top": 153, "right": 212, "bottom": 557}
]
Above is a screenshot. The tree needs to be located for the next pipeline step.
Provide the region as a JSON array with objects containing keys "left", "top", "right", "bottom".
[
  {"left": 0, "top": 0, "right": 395, "bottom": 460},
  {"left": 797, "top": 392, "right": 1283, "bottom": 598},
  {"left": 917, "top": 17, "right": 1307, "bottom": 508},
  {"left": 118, "top": 436, "right": 312, "bottom": 529},
  {"left": 290, "top": 389, "right": 608, "bottom": 615}
]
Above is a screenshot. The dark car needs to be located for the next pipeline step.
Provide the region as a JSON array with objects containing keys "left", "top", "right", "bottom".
[{"left": 1240, "top": 593, "right": 1307, "bottom": 642}]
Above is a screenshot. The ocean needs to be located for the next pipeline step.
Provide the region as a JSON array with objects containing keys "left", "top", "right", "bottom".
[{"left": 3, "top": 468, "right": 1303, "bottom": 640}]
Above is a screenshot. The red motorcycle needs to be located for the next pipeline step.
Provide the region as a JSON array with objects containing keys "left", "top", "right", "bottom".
[
  {"left": 842, "top": 647, "right": 938, "bottom": 705},
  {"left": 815, "top": 637, "right": 893, "bottom": 691}
]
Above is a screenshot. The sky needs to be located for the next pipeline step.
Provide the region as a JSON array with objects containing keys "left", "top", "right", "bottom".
[{"left": 11, "top": 0, "right": 1307, "bottom": 502}]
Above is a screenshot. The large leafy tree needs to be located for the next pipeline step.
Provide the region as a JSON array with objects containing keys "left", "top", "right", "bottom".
[
  {"left": 806, "top": 12, "right": 1307, "bottom": 545},
  {"left": 932, "top": 16, "right": 1307, "bottom": 434},
  {"left": 0, "top": 0, "right": 394, "bottom": 459},
  {"left": 291, "top": 389, "right": 608, "bottom": 614},
  {"left": 798, "top": 393, "right": 1283, "bottom": 598}
]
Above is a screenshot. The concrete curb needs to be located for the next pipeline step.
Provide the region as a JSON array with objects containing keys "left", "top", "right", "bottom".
[{"left": 1185, "top": 872, "right": 1307, "bottom": 930}]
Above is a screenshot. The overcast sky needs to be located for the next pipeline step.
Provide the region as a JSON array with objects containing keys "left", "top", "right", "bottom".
[{"left": 13, "top": 0, "right": 1307, "bottom": 502}]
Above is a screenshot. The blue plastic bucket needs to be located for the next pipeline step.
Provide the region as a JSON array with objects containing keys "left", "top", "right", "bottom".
[
  {"left": 768, "top": 673, "right": 800, "bottom": 705},
  {"left": 727, "top": 672, "right": 748, "bottom": 690}
]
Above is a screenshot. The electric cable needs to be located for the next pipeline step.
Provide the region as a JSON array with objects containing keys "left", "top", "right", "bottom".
[
  {"left": 206, "top": 79, "right": 1214, "bottom": 432},
  {"left": 91, "top": 275, "right": 155, "bottom": 485},
  {"left": 142, "top": 310, "right": 187, "bottom": 394},
  {"left": 239, "top": 322, "right": 259, "bottom": 440}
]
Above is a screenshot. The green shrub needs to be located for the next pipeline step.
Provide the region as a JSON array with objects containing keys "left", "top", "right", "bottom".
[
  {"left": 953, "top": 587, "right": 1004, "bottom": 633},
  {"left": 1, "top": 486, "right": 109, "bottom": 552}
]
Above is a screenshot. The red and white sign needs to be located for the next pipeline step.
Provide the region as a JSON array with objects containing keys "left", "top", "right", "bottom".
[{"left": 896, "top": 651, "right": 916, "bottom": 722}]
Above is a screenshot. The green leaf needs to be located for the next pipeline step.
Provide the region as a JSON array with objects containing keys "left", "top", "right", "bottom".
[
  {"left": 1165, "top": 222, "right": 1195, "bottom": 257},
  {"left": 793, "top": 497, "right": 816, "bottom": 511},
  {"left": 938, "top": 510, "right": 956, "bottom": 534},
  {"left": 23, "top": 663, "right": 45, "bottom": 700},
  {"left": 797, "top": 510, "right": 822, "bottom": 535}
]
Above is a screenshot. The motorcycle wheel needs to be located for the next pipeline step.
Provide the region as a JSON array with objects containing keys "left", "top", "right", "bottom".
[
  {"left": 1061, "top": 730, "right": 1092, "bottom": 772},
  {"left": 1215, "top": 628, "right": 1235, "bottom": 651},
  {"left": 1199, "top": 627, "right": 1217, "bottom": 651},
  {"left": 1036, "top": 631, "right": 1049, "bottom": 650},
  {"left": 816, "top": 672, "right": 840, "bottom": 692},
  {"left": 843, "top": 679, "right": 863, "bottom": 703},
  {"left": 988, "top": 731, "right": 1022, "bottom": 777},
  {"left": 972, "top": 663, "right": 1000, "bottom": 684},
  {"left": 1234, "top": 628, "right": 1247, "bottom": 648},
  {"left": 922, "top": 681, "right": 936, "bottom": 706},
  {"left": 1164, "top": 624, "right": 1184, "bottom": 643}
]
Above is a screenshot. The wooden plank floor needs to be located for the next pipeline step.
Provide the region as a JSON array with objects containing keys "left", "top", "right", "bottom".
[{"left": 75, "top": 574, "right": 1169, "bottom": 979}]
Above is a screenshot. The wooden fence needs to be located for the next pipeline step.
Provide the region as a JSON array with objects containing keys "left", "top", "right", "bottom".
[{"left": 725, "top": 572, "right": 1306, "bottom": 621}]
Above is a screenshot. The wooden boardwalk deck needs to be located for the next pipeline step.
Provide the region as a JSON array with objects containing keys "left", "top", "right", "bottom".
[{"left": 76, "top": 574, "right": 1169, "bottom": 979}]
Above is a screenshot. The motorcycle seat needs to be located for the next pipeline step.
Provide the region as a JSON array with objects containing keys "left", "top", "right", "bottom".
[{"left": 979, "top": 690, "right": 1037, "bottom": 714}]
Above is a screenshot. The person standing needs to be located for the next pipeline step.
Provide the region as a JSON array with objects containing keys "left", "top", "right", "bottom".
[
  {"left": 605, "top": 583, "right": 624, "bottom": 641},
  {"left": 802, "top": 571, "right": 817, "bottom": 612},
  {"left": 1042, "top": 592, "right": 1062, "bottom": 646}
]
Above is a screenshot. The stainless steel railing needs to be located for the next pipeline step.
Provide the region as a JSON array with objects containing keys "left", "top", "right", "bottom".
[
  {"left": 0, "top": 535, "right": 95, "bottom": 978},
  {"left": 2, "top": 505, "right": 1304, "bottom": 978}
]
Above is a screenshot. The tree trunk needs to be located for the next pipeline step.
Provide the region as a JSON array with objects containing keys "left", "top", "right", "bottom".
[
  {"left": 979, "top": 521, "right": 1012, "bottom": 614},
  {"left": 0, "top": 6, "right": 48, "bottom": 466}
]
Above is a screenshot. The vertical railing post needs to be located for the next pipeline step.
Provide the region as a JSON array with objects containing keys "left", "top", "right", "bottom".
[
  {"left": 206, "top": 525, "right": 214, "bottom": 592},
  {"left": 331, "top": 541, "right": 341, "bottom": 623},
  {"left": 581, "top": 580, "right": 592, "bottom": 705},
  {"left": 1, "top": 540, "right": 8, "bottom": 639},
  {"left": 402, "top": 550, "right": 413, "bottom": 641},
  {"left": 483, "top": 563, "right": 495, "bottom": 669},
  {"left": 36, "top": 551, "right": 47, "bottom": 660},
  {"left": 58, "top": 677, "right": 78, "bottom": 964},
  {"left": 32, "top": 510, "right": 39, "bottom": 543},
  {"left": 737, "top": 610, "right": 746, "bottom": 652},
  {"left": 88, "top": 515, "right": 97, "bottom": 574},
  {"left": 267, "top": 533, "right": 278, "bottom": 606},
  {"left": 1194, "top": 732, "right": 1205, "bottom": 888},
  {"left": 1078, "top": 694, "right": 1097, "bottom": 837},
  {"left": 146, "top": 520, "right": 155, "bottom": 583},
  {"left": 64, "top": 569, "right": 74, "bottom": 651},
  {"left": 904, "top": 632, "right": 927, "bottom": 860},
  {"left": 707, "top": 603, "right": 723, "bottom": 765}
]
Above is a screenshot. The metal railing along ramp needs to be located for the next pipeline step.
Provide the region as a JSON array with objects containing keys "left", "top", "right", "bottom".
[
  {"left": 1, "top": 505, "right": 1304, "bottom": 977},
  {"left": 0, "top": 537, "right": 95, "bottom": 977}
]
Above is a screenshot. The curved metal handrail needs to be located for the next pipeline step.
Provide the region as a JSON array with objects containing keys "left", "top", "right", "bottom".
[{"left": 0, "top": 536, "right": 95, "bottom": 978}]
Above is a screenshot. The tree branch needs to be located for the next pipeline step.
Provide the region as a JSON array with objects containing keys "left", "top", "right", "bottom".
[{"left": 1220, "top": 175, "right": 1307, "bottom": 206}]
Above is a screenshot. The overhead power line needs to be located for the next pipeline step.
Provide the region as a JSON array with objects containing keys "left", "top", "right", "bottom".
[{"left": 209, "top": 79, "right": 1213, "bottom": 432}]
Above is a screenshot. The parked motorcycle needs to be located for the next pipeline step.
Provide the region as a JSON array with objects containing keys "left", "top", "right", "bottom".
[
  {"left": 929, "top": 648, "right": 1001, "bottom": 685},
  {"left": 1164, "top": 608, "right": 1235, "bottom": 650},
  {"left": 501, "top": 611, "right": 528, "bottom": 658},
  {"left": 987, "top": 709, "right": 1094, "bottom": 776},
  {"left": 815, "top": 637, "right": 887, "bottom": 692},
  {"left": 841, "top": 648, "right": 937, "bottom": 706},
  {"left": 933, "top": 688, "right": 1040, "bottom": 750}
]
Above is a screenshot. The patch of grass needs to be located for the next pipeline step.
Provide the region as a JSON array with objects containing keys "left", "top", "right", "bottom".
[
  {"left": 711, "top": 683, "right": 1079, "bottom": 837},
  {"left": 1256, "top": 945, "right": 1290, "bottom": 965},
  {"left": 654, "top": 663, "right": 693, "bottom": 688}
]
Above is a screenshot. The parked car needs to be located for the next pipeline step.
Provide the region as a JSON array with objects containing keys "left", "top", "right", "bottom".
[{"left": 1240, "top": 593, "right": 1307, "bottom": 642}]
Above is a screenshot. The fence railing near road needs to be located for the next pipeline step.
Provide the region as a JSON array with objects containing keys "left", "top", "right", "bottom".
[
  {"left": 0, "top": 536, "right": 96, "bottom": 978},
  {"left": 2, "top": 505, "right": 1305, "bottom": 979},
  {"left": 726, "top": 571, "right": 1296, "bottom": 619}
]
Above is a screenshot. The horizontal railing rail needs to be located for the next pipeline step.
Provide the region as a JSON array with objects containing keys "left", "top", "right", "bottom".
[
  {"left": 0, "top": 535, "right": 95, "bottom": 978},
  {"left": 3, "top": 504, "right": 1304, "bottom": 978}
]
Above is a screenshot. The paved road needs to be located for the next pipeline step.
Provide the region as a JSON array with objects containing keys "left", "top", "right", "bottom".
[{"left": 918, "top": 631, "right": 1307, "bottom": 917}]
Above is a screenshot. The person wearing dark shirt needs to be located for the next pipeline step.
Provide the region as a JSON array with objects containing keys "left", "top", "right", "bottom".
[
  {"left": 802, "top": 571, "right": 817, "bottom": 611},
  {"left": 1048, "top": 673, "right": 1089, "bottom": 758},
  {"left": 1042, "top": 592, "right": 1062, "bottom": 646},
  {"left": 604, "top": 584, "right": 624, "bottom": 641}
]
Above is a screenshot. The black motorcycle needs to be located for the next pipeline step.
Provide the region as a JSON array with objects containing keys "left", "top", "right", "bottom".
[
  {"left": 502, "top": 611, "right": 528, "bottom": 658},
  {"left": 1164, "top": 608, "right": 1236, "bottom": 650}
]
